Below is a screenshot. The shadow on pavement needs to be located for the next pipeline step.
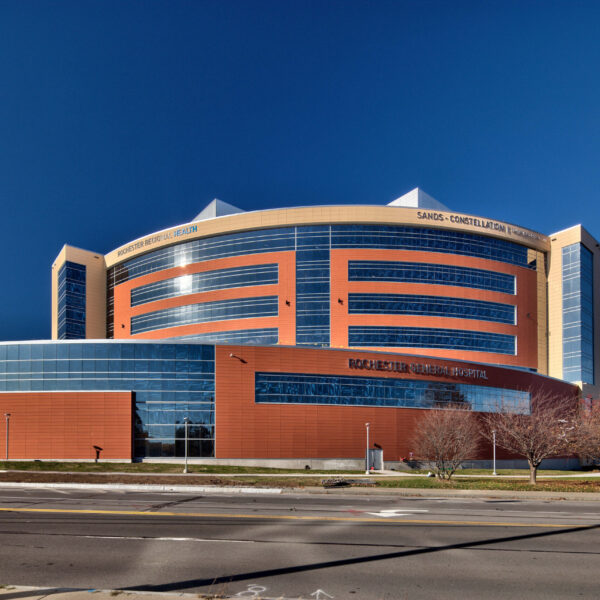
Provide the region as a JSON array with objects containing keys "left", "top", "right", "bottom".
[
  {"left": 0, "top": 589, "right": 75, "bottom": 600},
  {"left": 124, "top": 522, "right": 600, "bottom": 592}
]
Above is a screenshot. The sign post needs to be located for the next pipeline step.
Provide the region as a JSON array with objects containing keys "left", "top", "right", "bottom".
[
  {"left": 365, "top": 422, "right": 370, "bottom": 474},
  {"left": 4, "top": 413, "right": 10, "bottom": 461}
]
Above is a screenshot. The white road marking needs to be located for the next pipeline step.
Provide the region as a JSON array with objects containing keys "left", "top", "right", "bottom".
[
  {"left": 83, "top": 535, "right": 254, "bottom": 543},
  {"left": 366, "top": 509, "right": 429, "bottom": 518},
  {"left": 311, "top": 589, "right": 334, "bottom": 599}
]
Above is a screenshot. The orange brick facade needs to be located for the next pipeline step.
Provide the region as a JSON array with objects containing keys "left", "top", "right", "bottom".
[
  {"left": 0, "top": 392, "right": 132, "bottom": 460},
  {"left": 330, "top": 249, "right": 537, "bottom": 369},
  {"left": 114, "top": 251, "right": 297, "bottom": 343},
  {"left": 112, "top": 247, "right": 537, "bottom": 369},
  {"left": 214, "top": 345, "right": 577, "bottom": 461}
]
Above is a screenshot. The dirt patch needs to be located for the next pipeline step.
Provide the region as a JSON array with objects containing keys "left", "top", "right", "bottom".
[
  {"left": 535, "top": 479, "right": 600, "bottom": 491},
  {"left": 0, "top": 471, "right": 320, "bottom": 488},
  {"left": 0, "top": 472, "right": 243, "bottom": 486}
]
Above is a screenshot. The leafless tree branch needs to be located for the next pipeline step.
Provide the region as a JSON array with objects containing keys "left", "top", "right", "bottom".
[
  {"left": 480, "top": 390, "right": 577, "bottom": 484},
  {"left": 411, "top": 406, "right": 480, "bottom": 480},
  {"left": 571, "top": 400, "right": 600, "bottom": 465}
]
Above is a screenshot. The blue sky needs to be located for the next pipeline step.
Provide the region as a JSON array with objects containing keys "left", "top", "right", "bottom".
[{"left": 1, "top": 0, "right": 599, "bottom": 340}]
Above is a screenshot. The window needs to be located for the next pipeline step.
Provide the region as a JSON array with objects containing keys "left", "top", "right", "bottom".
[
  {"left": 562, "top": 244, "right": 594, "bottom": 383},
  {"left": 348, "top": 261, "right": 515, "bottom": 294},
  {"left": 57, "top": 261, "right": 86, "bottom": 339},
  {"left": 348, "top": 294, "right": 515, "bottom": 324},
  {"left": 131, "top": 296, "right": 279, "bottom": 335},
  {"left": 255, "top": 372, "right": 530, "bottom": 413},
  {"left": 131, "top": 264, "right": 278, "bottom": 306},
  {"left": 348, "top": 326, "right": 516, "bottom": 354}
]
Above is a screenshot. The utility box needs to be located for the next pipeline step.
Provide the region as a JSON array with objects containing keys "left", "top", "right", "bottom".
[{"left": 368, "top": 448, "right": 384, "bottom": 470}]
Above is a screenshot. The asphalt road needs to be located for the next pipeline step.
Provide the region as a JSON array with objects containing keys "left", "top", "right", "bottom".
[{"left": 0, "top": 487, "right": 599, "bottom": 599}]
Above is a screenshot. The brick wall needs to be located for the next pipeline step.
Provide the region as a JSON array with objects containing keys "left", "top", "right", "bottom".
[{"left": 0, "top": 392, "right": 132, "bottom": 460}]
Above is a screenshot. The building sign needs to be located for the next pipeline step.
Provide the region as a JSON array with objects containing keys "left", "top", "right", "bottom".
[
  {"left": 348, "top": 358, "right": 488, "bottom": 380},
  {"left": 416, "top": 211, "right": 546, "bottom": 243},
  {"left": 117, "top": 225, "right": 199, "bottom": 257}
]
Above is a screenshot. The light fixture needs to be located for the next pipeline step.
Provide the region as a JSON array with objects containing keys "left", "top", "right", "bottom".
[{"left": 229, "top": 353, "right": 247, "bottom": 364}]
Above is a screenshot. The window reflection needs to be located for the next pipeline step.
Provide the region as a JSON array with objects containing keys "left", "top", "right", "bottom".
[
  {"left": 349, "top": 326, "right": 516, "bottom": 355},
  {"left": 255, "top": 372, "right": 530, "bottom": 414}
]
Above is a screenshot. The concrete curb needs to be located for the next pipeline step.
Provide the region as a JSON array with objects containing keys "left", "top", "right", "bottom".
[
  {"left": 287, "top": 485, "right": 600, "bottom": 500},
  {"left": 2, "top": 480, "right": 600, "bottom": 500},
  {"left": 0, "top": 482, "right": 283, "bottom": 494}
]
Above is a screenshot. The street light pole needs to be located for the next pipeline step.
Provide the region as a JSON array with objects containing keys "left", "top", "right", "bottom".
[
  {"left": 492, "top": 429, "right": 497, "bottom": 476},
  {"left": 4, "top": 413, "right": 10, "bottom": 461},
  {"left": 183, "top": 417, "right": 189, "bottom": 474},
  {"left": 365, "top": 422, "right": 370, "bottom": 474}
]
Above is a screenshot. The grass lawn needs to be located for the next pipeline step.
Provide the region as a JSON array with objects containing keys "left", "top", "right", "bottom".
[
  {"left": 452, "top": 468, "right": 596, "bottom": 476},
  {"left": 0, "top": 460, "right": 362, "bottom": 475},
  {"left": 374, "top": 477, "right": 600, "bottom": 493},
  {"left": 407, "top": 468, "right": 594, "bottom": 476},
  {"left": 1, "top": 462, "right": 599, "bottom": 492}
]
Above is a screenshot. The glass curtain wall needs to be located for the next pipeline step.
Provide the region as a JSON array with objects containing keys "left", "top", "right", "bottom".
[
  {"left": 562, "top": 244, "right": 594, "bottom": 383},
  {"left": 57, "top": 261, "right": 86, "bottom": 339},
  {"left": 107, "top": 224, "right": 531, "bottom": 350}
]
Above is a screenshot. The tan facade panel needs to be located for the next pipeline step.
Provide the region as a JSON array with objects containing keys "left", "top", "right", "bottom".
[{"left": 105, "top": 206, "right": 550, "bottom": 269}]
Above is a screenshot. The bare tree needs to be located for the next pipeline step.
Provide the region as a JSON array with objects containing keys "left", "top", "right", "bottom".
[
  {"left": 571, "top": 400, "right": 600, "bottom": 466},
  {"left": 411, "top": 407, "right": 480, "bottom": 480},
  {"left": 481, "top": 392, "right": 576, "bottom": 485}
]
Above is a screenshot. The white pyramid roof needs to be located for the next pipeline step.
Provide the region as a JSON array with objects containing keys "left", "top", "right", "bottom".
[
  {"left": 193, "top": 199, "right": 245, "bottom": 222},
  {"left": 388, "top": 188, "right": 449, "bottom": 211}
]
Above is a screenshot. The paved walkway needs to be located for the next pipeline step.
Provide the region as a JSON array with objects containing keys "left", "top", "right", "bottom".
[
  {"left": 1, "top": 474, "right": 600, "bottom": 501},
  {"left": 0, "top": 586, "right": 219, "bottom": 600}
]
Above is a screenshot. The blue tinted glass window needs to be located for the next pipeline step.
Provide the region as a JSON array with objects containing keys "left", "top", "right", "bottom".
[
  {"left": 348, "top": 294, "right": 515, "bottom": 324},
  {"left": 295, "top": 227, "right": 330, "bottom": 347},
  {"left": 332, "top": 225, "right": 531, "bottom": 267},
  {"left": 131, "top": 296, "right": 279, "bottom": 335},
  {"left": 562, "top": 244, "right": 594, "bottom": 383},
  {"left": 57, "top": 261, "right": 86, "bottom": 340},
  {"left": 348, "top": 260, "right": 515, "bottom": 294},
  {"left": 113, "top": 228, "right": 294, "bottom": 283},
  {"left": 348, "top": 326, "right": 515, "bottom": 354},
  {"left": 174, "top": 328, "right": 278, "bottom": 345},
  {"left": 131, "top": 264, "right": 279, "bottom": 307},
  {"left": 255, "top": 372, "right": 530, "bottom": 413}
]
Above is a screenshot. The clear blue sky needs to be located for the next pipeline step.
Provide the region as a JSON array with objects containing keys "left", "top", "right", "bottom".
[{"left": 1, "top": 0, "right": 599, "bottom": 340}]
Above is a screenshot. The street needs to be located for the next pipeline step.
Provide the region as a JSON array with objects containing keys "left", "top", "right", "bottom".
[{"left": 0, "top": 487, "right": 599, "bottom": 599}]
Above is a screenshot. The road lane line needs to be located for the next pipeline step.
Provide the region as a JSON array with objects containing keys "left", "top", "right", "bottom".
[
  {"left": 0, "top": 506, "right": 594, "bottom": 528},
  {"left": 82, "top": 535, "right": 255, "bottom": 542}
]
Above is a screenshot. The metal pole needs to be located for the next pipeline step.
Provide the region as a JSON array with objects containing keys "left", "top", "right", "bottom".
[
  {"left": 365, "top": 422, "right": 370, "bottom": 474},
  {"left": 183, "top": 417, "right": 189, "bottom": 474},
  {"left": 4, "top": 414, "right": 10, "bottom": 461},
  {"left": 492, "top": 430, "right": 497, "bottom": 476}
]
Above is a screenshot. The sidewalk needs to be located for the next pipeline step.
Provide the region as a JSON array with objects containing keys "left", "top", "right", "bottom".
[
  {"left": 0, "top": 585, "right": 233, "bottom": 600},
  {"left": 2, "top": 475, "right": 600, "bottom": 501}
]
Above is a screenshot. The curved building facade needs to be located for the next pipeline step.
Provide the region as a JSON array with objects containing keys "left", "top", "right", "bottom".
[
  {"left": 108, "top": 204, "right": 549, "bottom": 375},
  {"left": 53, "top": 191, "right": 555, "bottom": 371},
  {"left": 34, "top": 188, "right": 600, "bottom": 464}
]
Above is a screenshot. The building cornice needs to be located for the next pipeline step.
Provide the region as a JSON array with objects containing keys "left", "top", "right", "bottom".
[{"left": 105, "top": 205, "right": 549, "bottom": 268}]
